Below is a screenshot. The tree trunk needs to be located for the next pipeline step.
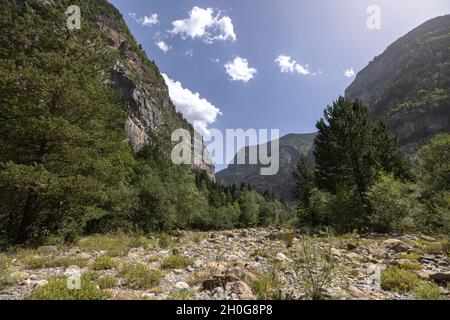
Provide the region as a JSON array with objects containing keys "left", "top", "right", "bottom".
[{"left": 17, "top": 187, "right": 40, "bottom": 244}]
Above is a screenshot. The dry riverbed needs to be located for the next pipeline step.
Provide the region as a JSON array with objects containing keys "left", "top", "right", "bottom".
[{"left": 0, "top": 228, "right": 449, "bottom": 300}]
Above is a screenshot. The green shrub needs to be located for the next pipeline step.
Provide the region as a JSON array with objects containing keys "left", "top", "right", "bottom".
[
  {"left": 295, "top": 236, "right": 337, "bottom": 300},
  {"left": 252, "top": 273, "right": 281, "bottom": 300},
  {"left": 157, "top": 234, "right": 178, "bottom": 249},
  {"left": 21, "top": 256, "right": 88, "bottom": 269},
  {"left": 167, "top": 289, "right": 191, "bottom": 300},
  {"left": 91, "top": 256, "right": 116, "bottom": 271},
  {"left": 366, "top": 173, "right": 415, "bottom": 232},
  {"left": 400, "top": 261, "right": 422, "bottom": 271},
  {"left": 47, "top": 257, "right": 89, "bottom": 268},
  {"left": 413, "top": 282, "right": 445, "bottom": 300},
  {"left": 0, "top": 258, "right": 18, "bottom": 290},
  {"left": 381, "top": 267, "right": 420, "bottom": 292},
  {"left": 119, "top": 262, "right": 163, "bottom": 289},
  {"left": 96, "top": 276, "right": 119, "bottom": 289},
  {"left": 161, "top": 255, "right": 193, "bottom": 270},
  {"left": 27, "top": 277, "right": 110, "bottom": 300},
  {"left": 283, "top": 233, "right": 294, "bottom": 248},
  {"left": 77, "top": 234, "right": 131, "bottom": 257}
]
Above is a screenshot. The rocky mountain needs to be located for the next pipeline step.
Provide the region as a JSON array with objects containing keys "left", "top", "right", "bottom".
[
  {"left": 96, "top": 0, "right": 214, "bottom": 177},
  {"left": 216, "top": 133, "right": 316, "bottom": 200},
  {"left": 54, "top": 0, "right": 215, "bottom": 177},
  {"left": 346, "top": 15, "right": 450, "bottom": 154}
]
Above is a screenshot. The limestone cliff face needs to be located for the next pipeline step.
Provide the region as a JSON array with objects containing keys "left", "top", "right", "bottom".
[
  {"left": 346, "top": 15, "right": 450, "bottom": 154},
  {"left": 93, "top": 2, "right": 215, "bottom": 177}
]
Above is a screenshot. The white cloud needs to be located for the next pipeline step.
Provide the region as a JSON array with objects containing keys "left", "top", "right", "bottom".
[
  {"left": 170, "top": 7, "right": 236, "bottom": 43},
  {"left": 275, "top": 55, "right": 312, "bottom": 76},
  {"left": 224, "top": 57, "right": 257, "bottom": 83},
  {"left": 156, "top": 40, "right": 171, "bottom": 53},
  {"left": 162, "top": 74, "right": 222, "bottom": 136},
  {"left": 212, "top": 16, "right": 236, "bottom": 42},
  {"left": 129, "top": 13, "right": 159, "bottom": 26},
  {"left": 185, "top": 49, "right": 194, "bottom": 57},
  {"left": 344, "top": 67, "right": 356, "bottom": 77}
]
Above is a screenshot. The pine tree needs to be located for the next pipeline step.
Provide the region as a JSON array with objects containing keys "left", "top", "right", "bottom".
[
  {"left": 312, "top": 97, "right": 410, "bottom": 221},
  {"left": 0, "top": 2, "right": 136, "bottom": 243}
]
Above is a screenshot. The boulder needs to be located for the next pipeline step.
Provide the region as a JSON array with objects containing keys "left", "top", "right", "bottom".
[
  {"left": 275, "top": 252, "right": 289, "bottom": 262},
  {"left": 174, "top": 281, "right": 190, "bottom": 290},
  {"left": 347, "top": 286, "right": 368, "bottom": 299},
  {"left": 429, "top": 272, "right": 450, "bottom": 283},
  {"left": 420, "top": 235, "right": 437, "bottom": 242}
]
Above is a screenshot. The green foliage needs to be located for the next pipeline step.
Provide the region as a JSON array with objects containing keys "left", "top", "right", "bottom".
[
  {"left": 417, "top": 134, "right": 450, "bottom": 233},
  {"left": 161, "top": 255, "right": 193, "bottom": 270},
  {"left": 119, "top": 262, "right": 163, "bottom": 289},
  {"left": 91, "top": 256, "right": 116, "bottom": 271},
  {"left": 167, "top": 289, "right": 191, "bottom": 300},
  {"left": 297, "top": 97, "right": 411, "bottom": 232},
  {"left": 77, "top": 234, "right": 132, "bottom": 257},
  {"left": 252, "top": 272, "right": 281, "bottom": 300},
  {"left": 27, "top": 276, "right": 110, "bottom": 300},
  {"left": 0, "top": 1, "right": 137, "bottom": 244},
  {"left": 366, "top": 173, "right": 416, "bottom": 232},
  {"left": 295, "top": 236, "right": 337, "bottom": 300},
  {"left": 381, "top": 267, "right": 420, "bottom": 293},
  {"left": 96, "top": 276, "right": 119, "bottom": 289},
  {"left": 413, "top": 282, "right": 445, "bottom": 300},
  {"left": 400, "top": 261, "right": 422, "bottom": 271}
]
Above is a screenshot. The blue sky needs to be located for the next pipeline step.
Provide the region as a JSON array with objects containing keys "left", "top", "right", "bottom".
[{"left": 108, "top": 0, "right": 450, "bottom": 170}]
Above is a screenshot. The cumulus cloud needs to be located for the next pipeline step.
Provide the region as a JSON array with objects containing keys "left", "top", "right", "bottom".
[
  {"left": 129, "top": 13, "right": 159, "bottom": 26},
  {"left": 344, "top": 67, "right": 356, "bottom": 77},
  {"left": 162, "top": 74, "right": 222, "bottom": 136},
  {"left": 170, "top": 7, "right": 236, "bottom": 43},
  {"left": 224, "top": 57, "right": 257, "bottom": 83},
  {"left": 275, "top": 55, "right": 314, "bottom": 76},
  {"left": 156, "top": 40, "right": 171, "bottom": 53}
]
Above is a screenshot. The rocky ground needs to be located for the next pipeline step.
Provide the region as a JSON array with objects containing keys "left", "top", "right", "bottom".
[{"left": 0, "top": 228, "right": 449, "bottom": 300}]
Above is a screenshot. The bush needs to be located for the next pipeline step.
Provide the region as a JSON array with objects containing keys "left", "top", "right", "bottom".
[
  {"left": 381, "top": 267, "right": 420, "bottom": 293},
  {"left": 91, "top": 256, "right": 116, "bottom": 271},
  {"left": 295, "top": 236, "right": 337, "bottom": 300},
  {"left": 421, "top": 191, "right": 450, "bottom": 234},
  {"left": 161, "top": 255, "right": 193, "bottom": 270},
  {"left": 77, "top": 234, "right": 131, "bottom": 257},
  {"left": 119, "top": 262, "right": 163, "bottom": 289},
  {"left": 96, "top": 276, "right": 119, "bottom": 289},
  {"left": 27, "top": 277, "right": 110, "bottom": 300},
  {"left": 413, "top": 282, "right": 445, "bottom": 300},
  {"left": 252, "top": 272, "right": 281, "bottom": 300},
  {"left": 366, "top": 173, "right": 415, "bottom": 232}
]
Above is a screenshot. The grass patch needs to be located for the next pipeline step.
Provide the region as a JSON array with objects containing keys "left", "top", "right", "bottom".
[
  {"left": 91, "top": 256, "right": 116, "bottom": 271},
  {"left": 401, "top": 253, "right": 422, "bottom": 260},
  {"left": 21, "top": 256, "right": 88, "bottom": 269},
  {"left": 97, "top": 276, "right": 119, "bottom": 289},
  {"left": 413, "top": 282, "right": 445, "bottom": 300},
  {"left": 161, "top": 255, "right": 193, "bottom": 270},
  {"left": 0, "top": 257, "right": 21, "bottom": 290},
  {"left": 119, "top": 262, "right": 163, "bottom": 289},
  {"left": 167, "top": 289, "right": 191, "bottom": 300},
  {"left": 77, "top": 234, "right": 132, "bottom": 257},
  {"left": 400, "top": 261, "right": 423, "bottom": 271},
  {"left": 381, "top": 267, "right": 421, "bottom": 293},
  {"left": 27, "top": 276, "right": 110, "bottom": 300},
  {"left": 252, "top": 273, "right": 281, "bottom": 300},
  {"left": 128, "top": 236, "right": 158, "bottom": 249},
  {"left": 253, "top": 249, "right": 270, "bottom": 259},
  {"left": 157, "top": 233, "right": 179, "bottom": 249},
  {"left": 416, "top": 239, "right": 450, "bottom": 255}
]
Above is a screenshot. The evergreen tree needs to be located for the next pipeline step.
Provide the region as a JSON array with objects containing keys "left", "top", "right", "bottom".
[{"left": 0, "top": 2, "right": 136, "bottom": 243}]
